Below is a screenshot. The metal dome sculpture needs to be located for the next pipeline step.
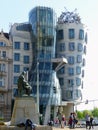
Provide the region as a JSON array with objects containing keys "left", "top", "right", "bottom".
[{"left": 58, "top": 8, "right": 81, "bottom": 24}]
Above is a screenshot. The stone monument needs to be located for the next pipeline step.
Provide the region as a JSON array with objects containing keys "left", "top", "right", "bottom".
[{"left": 11, "top": 71, "right": 39, "bottom": 125}]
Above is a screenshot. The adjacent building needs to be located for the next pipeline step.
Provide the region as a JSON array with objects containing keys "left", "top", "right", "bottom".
[
  {"left": 0, "top": 31, "right": 13, "bottom": 121},
  {"left": 9, "top": 23, "right": 33, "bottom": 98}
]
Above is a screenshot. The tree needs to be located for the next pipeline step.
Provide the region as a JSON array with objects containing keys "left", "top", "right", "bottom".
[
  {"left": 77, "top": 111, "right": 83, "bottom": 119},
  {"left": 92, "top": 107, "right": 98, "bottom": 117}
]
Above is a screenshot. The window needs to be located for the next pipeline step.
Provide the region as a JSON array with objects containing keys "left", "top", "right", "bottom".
[
  {"left": 59, "top": 78, "right": 64, "bottom": 86},
  {"left": 82, "top": 70, "right": 84, "bottom": 77},
  {"left": 84, "top": 46, "right": 86, "bottom": 54},
  {"left": 0, "top": 94, "right": 4, "bottom": 100},
  {"left": 57, "top": 66, "right": 65, "bottom": 74},
  {"left": 14, "top": 53, "right": 20, "bottom": 61},
  {"left": 79, "top": 29, "right": 84, "bottom": 40},
  {"left": 85, "top": 32, "right": 88, "bottom": 43},
  {"left": 76, "top": 66, "right": 81, "bottom": 74},
  {"left": 57, "top": 29, "right": 64, "bottom": 40},
  {"left": 77, "top": 55, "right": 82, "bottom": 63},
  {"left": 0, "top": 77, "right": 4, "bottom": 86},
  {"left": 13, "top": 76, "right": 18, "bottom": 85},
  {"left": 59, "top": 43, "right": 65, "bottom": 51},
  {"left": 0, "top": 42, "right": 6, "bottom": 46},
  {"left": 78, "top": 43, "right": 83, "bottom": 52},
  {"left": 14, "top": 65, "right": 20, "bottom": 73},
  {"left": 14, "top": 42, "right": 20, "bottom": 49},
  {"left": 68, "top": 67, "right": 74, "bottom": 76},
  {"left": 13, "top": 88, "right": 18, "bottom": 97},
  {"left": 24, "top": 42, "right": 30, "bottom": 50},
  {"left": 0, "top": 64, "right": 6, "bottom": 72},
  {"left": 69, "top": 29, "right": 75, "bottom": 39},
  {"left": 68, "top": 56, "right": 74, "bottom": 64},
  {"left": 68, "top": 79, "right": 74, "bottom": 87},
  {"left": 69, "top": 42, "right": 75, "bottom": 51},
  {"left": 24, "top": 56, "right": 29, "bottom": 64},
  {"left": 2, "top": 51, "right": 6, "bottom": 57},
  {"left": 82, "top": 58, "right": 85, "bottom": 66},
  {"left": 66, "top": 90, "right": 73, "bottom": 99},
  {"left": 76, "top": 77, "right": 81, "bottom": 86}
]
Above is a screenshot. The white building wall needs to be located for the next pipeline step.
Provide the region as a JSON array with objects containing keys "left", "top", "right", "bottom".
[
  {"left": 10, "top": 23, "right": 33, "bottom": 98},
  {"left": 57, "top": 22, "right": 87, "bottom": 101}
]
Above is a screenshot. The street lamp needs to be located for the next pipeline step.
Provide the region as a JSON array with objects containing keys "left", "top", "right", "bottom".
[{"left": 37, "top": 61, "right": 39, "bottom": 114}]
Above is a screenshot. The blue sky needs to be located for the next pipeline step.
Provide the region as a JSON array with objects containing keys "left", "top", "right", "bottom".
[{"left": 1, "top": 0, "right": 98, "bottom": 110}]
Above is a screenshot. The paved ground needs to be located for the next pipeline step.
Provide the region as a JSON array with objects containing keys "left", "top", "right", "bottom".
[
  {"left": 53, "top": 126, "right": 85, "bottom": 130},
  {"left": 53, "top": 125, "right": 98, "bottom": 130}
]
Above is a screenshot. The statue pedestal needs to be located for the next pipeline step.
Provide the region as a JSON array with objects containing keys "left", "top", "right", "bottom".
[{"left": 11, "top": 97, "right": 39, "bottom": 125}]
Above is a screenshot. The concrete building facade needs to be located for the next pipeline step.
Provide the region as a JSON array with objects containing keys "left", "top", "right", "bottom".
[
  {"left": 56, "top": 10, "right": 88, "bottom": 117},
  {"left": 9, "top": 23, "right": 33, "bottom": 99}
]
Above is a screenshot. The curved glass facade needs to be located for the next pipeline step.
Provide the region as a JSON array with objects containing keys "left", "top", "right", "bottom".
[{"left": 29, "top": 7, "right": 61, "bottom": 108}]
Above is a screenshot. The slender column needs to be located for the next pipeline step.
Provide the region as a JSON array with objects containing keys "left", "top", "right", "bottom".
[{"left": 37, "top": 61, "right": 39, "bottom": 114}]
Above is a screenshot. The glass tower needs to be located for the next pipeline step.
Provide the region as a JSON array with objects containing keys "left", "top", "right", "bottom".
[{"left": 29, "top": 6, "right": 61, "bottom": 119}]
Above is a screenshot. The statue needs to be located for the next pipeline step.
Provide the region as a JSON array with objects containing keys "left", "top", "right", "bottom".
[{"left": 17, "top": 71, "right": 32, "bottom": 96}]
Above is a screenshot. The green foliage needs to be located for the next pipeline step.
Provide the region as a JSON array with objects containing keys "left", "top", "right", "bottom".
[
  {"left": 76, "top": 111, "right": 83, "bottom": 119},
  {"left": 77, "top": 108, "right": 98, "bottom": 119},
  {"left": 92, "top": 107, "right": 98, "bottom": 117},
  {"left": 82, "top": 110, "right": 92, "bottom": 117}
]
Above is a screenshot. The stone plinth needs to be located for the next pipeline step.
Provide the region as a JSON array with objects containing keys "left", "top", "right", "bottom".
[
  {"left": 0, "top": 125, "right": 52, "bottom": 130},
  {"left": 11, "top": 97, "right": 39, "bottom": 125}
]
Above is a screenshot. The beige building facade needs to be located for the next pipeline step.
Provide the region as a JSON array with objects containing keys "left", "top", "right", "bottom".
[{"left": 0, "top": 31, "right": 13, "bottom": 121}]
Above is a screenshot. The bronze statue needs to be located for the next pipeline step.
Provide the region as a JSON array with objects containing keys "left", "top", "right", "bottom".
[{"left": 17, "top": 71, "right": 32, "bottom": 96}]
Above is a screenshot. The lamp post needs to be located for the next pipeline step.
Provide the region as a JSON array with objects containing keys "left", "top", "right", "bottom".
[{"left": 37, "top": 61, "right": 39, "bottom": 114}]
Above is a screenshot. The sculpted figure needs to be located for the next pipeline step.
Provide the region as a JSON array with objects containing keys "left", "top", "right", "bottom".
[{"left": 17, "top": 71, "right": 32, "bottom": 96}]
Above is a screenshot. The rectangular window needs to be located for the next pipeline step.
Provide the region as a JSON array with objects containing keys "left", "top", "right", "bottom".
[
  {"left": 0, "top": 77, "right": 4, "bottom": 86},
  {"left": 57, "top": 66, "right": 65, "bottom": 74},
  {"left": 79, "top": 29, "right": 84, "bottom": 40},
  {"left": 14, "top": 42, "right": 20, "bottom": 49},
  {"left": 68, "top": 79, "right": 74, "bottom": 87},
  {"left": 76, "top": 66, "right": 81, "bottom": 75},
  {"left": 0, "top": 64, "right": 6, "bottom": 72},
  {"left": 76, "top": 77, "right": 81, "bottom": 86},
  {"left": 77, "top": 55, "right": 82, "bottom": 63},
  {"left": 69, "top": 29, "right": 75, "bottom": 39},
  {"left": 68, "top": 68, "right": 74, "bottom": 76},
  {"left": 59, "top": 77, "right": 64, "bottom": 86},
  {"left": 59, "top": 43, "right": 65, "bottom": 51},
  {"left": 69, "top": 42, "right": 75, "bottom": 51},
  {"left": 13, "top": 88, "right": 18, "bottom": 97},
  {"left": 2, "top": 51, "right": 6, "bottom": 58},
  {"left": 78, "top": 43, "right": 83, "bottom": 52},
  {"left": 14, "top": 65, "right": 20, "bottom": 73},
  {"left": 24, "top": 56, "right": 29, "bottom": 64},
  {"left": 68, "top": 56, "right": 74, "bottom": 64},
  {"left": 66, "top": 90, "right": 73, "bottom": 99},
  {"left": 57, "top": 30, "right": 64, "bottom": 40},
  {"left": 24, "top": 42, "right": 30, "bottom": 50},
  {"left": 14, "top": 53, "right": 20, "bottom": 61},
  {"left": 13, "top": 76, "right": 19, "bottom": 84}
]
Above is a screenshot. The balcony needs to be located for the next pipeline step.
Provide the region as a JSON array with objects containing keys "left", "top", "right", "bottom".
[
  {"left": 0, "top": 71, "right": 6, "bottom": 76},
  {"left": 0, "top": 56, "right": 12, "bottom": 62},
  {"left": 0, "top": 86, "right": 8, "bottom": 92}
]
